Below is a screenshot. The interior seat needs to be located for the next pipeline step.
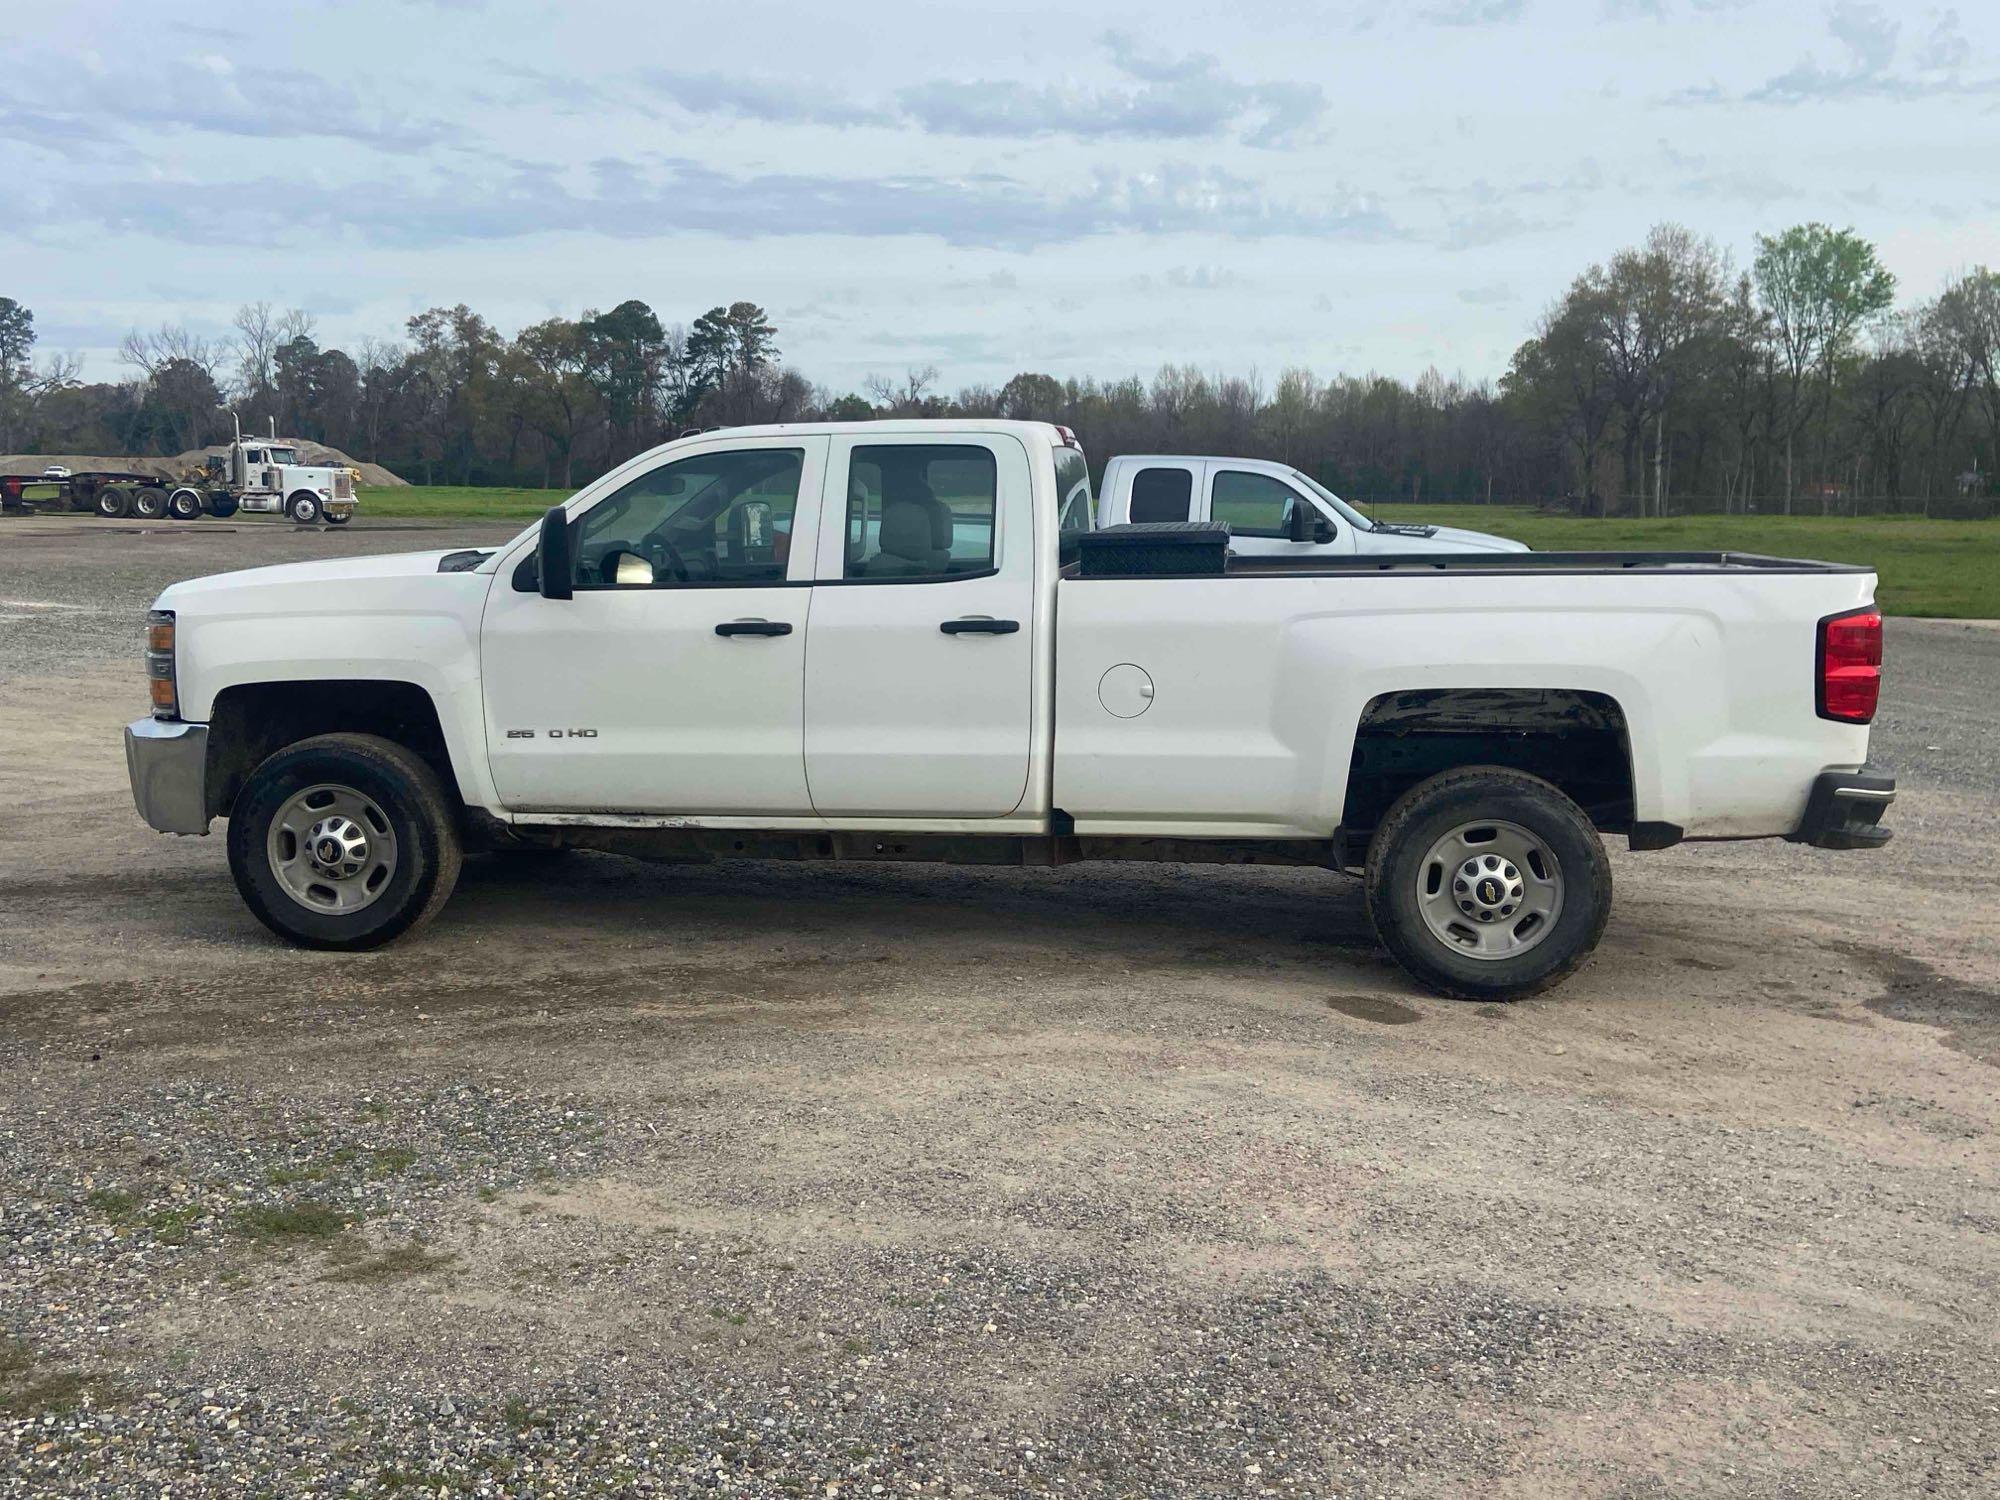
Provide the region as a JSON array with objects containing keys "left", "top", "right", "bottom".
[{"left": 865, "top": 470, "right": 952, "bottom": 575}]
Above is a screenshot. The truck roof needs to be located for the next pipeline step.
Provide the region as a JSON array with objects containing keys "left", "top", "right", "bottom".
[
  {"left": 671, "top": 419, "right": 1074, "bottom": 445},
  {"left": 1109, "top": 454, "right": 1298, "bottom": 471}
]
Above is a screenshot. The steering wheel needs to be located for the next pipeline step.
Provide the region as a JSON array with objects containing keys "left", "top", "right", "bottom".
[{"left": 652, "top": 537, "right": 691, "bottom": 582}]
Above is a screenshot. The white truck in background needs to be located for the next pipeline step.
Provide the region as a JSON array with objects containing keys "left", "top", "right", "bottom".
[
  {"left": 1098, "top": 454, "right": 1526, "bottom": 557},
  {"left": 125, "top": 419, "right": 1893, "bottom": 1002}
]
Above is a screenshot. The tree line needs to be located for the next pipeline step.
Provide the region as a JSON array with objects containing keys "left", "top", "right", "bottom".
[{"left": 1, "top": 221, "right": 1995, "bottom": 516}]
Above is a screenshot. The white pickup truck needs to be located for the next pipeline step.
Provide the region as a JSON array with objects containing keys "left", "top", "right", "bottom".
[
  {"left": 125, "top": 419, "right": 1894, "bottom": 1000},
  {"left": 1098, "top": 454, "right": 1526, "bottom": 557}
]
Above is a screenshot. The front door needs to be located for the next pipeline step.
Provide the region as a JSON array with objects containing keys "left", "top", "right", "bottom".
[
  {"left": 481, "top": 436, "right": 827, "bottom": 814},
  {"left": 803, "top": 433, "right": 1037, "bottom": 817},
  {"left": 1203, "top": 467, "right": 1348, "bottom": 558}
]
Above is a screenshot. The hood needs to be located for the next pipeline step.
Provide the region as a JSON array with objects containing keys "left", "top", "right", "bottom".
[
  {"left": 157, "top": 548, "right": 483, "bottom": 605},
  {"left": 1418, "top": 525, "right": 1531, "bottom": 553}
]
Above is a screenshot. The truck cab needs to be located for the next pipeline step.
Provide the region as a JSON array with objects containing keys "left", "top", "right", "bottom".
[
  {"left": 1098, "top": 454, "right": 1526, "bottom": 557},
  {"left": 225, "top": 439, "right": 357, "bottom": 525}
]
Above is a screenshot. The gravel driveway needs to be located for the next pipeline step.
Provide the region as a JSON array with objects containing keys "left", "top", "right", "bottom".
[{"left": 2, "top": 517, "right": 1996, "bottom": 1496}]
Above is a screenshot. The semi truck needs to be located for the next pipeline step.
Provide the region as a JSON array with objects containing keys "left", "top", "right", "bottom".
[{"left": 1, "top": 433, "right": 357, "bottom": 524}]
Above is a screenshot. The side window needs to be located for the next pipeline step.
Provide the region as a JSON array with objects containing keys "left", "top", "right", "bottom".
[
  {"left": 1211, "top": 470, "right": 1314, "bottom": 539},
  {"left": 844, "top": 445, "right": 997, "bottom": 580},
  {"left": 1128, "top": 467, "right": 1192, "bottom": 523},
  {"left": 574, "top": 448, "right": 803, "bottom": 588}
]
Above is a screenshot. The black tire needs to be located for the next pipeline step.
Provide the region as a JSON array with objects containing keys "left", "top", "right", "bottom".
[
  {"left": 325, "top": 512, "right": 352, "bottom": 526},
  {"left": 286, "top": 492, "right": 321, "bottom": 524},
  {"left": 97, "top": 486, "right": 133, "bottom": 519},
  {"left": 208, "top": 494, "right": 240, "bottom": 519},
  {"left": 131, "top": 486, "right": 169, "bottom": 520},
  {"left": 227, "top": 733, "right": 463, "bottom": 951},
  {"left": 1363, "top": 765, "right": 1612, "bottom": 1002},
  {"left": 167, "top": 488, "right": 205, "bottom": 520}
]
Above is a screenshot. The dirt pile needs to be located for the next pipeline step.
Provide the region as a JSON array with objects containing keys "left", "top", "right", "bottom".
[{"left": 0, "top": 442, "right": 406, "bottom": 487}]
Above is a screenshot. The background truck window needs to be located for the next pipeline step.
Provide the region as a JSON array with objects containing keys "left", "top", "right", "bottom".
[
  {"left": 1129, "top": 467, "right": 1192, "bottom": 523},
  {"left": 1211, "top": 469, "right": 1312, "bottom": 539},
  {"left": 845, "top": 445, "right": 997, "bottom": 580}
]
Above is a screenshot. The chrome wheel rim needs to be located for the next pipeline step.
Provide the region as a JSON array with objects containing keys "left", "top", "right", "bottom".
[
  {"left": 267, "top": 783, "right": 398, "bottom": 914},
  {"left": 1415, "top": 819, "right": 1563, "bottom": 961}
]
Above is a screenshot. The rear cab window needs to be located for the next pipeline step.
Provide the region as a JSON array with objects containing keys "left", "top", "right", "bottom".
[
  {"left": 1128, "top": 467, "right": 1193, "bottom": 523},
  {"left": 1054, "top": 443, "right": 1093, "bottom": 560}
]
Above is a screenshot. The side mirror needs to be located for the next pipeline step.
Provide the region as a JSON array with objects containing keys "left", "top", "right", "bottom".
[
  {"left": 538, "top": 505, "right": 574, "bottom": 600},
  {"left": 1288, "top": 500, "right": 1336, "bottom": 546}
]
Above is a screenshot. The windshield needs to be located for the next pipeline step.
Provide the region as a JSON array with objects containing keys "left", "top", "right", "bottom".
[
  {"left": 269, "top": 447, "right": 300, "bottom": 465},
  {"left": 1291, "top": 471, "right": 1378, "bottom": 531}
]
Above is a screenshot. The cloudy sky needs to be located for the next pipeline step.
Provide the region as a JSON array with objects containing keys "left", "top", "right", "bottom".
[{"left": 4, "top": 0, "right": 1996, "bottom": 393}]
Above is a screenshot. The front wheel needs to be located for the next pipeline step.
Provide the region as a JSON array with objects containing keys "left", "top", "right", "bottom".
[
  {"left": 1364, "top": 766, "right": 1611, "bottom": 1002},
  {"left": 286, "top": 492, "right": 322, "bottom": 524},
  {"left": 227, "top": 734, "right": 463, "bottom": 950}
]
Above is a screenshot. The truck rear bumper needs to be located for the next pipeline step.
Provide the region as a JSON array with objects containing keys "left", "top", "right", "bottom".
[
  {"left": 125, "top": 718, "right": 210, "bottom": 835},
  {"left": 1789, "top": 765, "right": 1895, "bottom": 849}
]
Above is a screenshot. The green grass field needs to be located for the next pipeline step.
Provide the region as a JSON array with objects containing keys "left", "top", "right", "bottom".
[
  {"left": 1390, "top": 507, "right": 1999, "bottom": 619},
  {"left": 359, "top": 485, "right": 570, "bottom": 521},
  {"left": 359, "top": 487, "right": 1999, "bottom": 618}
]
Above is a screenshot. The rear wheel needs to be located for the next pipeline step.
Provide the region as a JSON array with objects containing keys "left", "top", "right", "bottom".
[
  {"left": 286, "top": 492, "right": 321, "bottom": 524},
  {"left": 131, "top": 486, "right": 169, "bottom": 520},
  {"left": 1364, "top": 765, "right": 1611, "bottom": 1002},
  {"left": 96, "top": 486, "right": 133, "bottom": 519},
  {"left": 167, "top": 487, "right": 205, "bottom": 520},
  {"left": 227, "top": 733, "right": 462, "bottom": 950}
]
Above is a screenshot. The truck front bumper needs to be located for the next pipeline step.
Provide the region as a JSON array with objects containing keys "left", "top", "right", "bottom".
[
  {"left": 125, "top": 718, "right": 210, "bottom": 835},
  {"left": 1790, "top": 765, "right": 1895, "bottom": 850}
]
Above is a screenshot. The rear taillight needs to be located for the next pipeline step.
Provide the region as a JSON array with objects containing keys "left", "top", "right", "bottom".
[{"left": 1817, "top": 607, "right": 1881, "bottom": 724}]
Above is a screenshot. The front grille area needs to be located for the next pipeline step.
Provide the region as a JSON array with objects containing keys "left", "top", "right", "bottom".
[{"left": 333, "top": 471, "right": 354, "bottom": 499}]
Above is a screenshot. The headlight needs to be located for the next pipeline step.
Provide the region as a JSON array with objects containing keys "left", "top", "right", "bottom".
[{"left": 146, "top": 609, "right": 178, "bottom": 718}]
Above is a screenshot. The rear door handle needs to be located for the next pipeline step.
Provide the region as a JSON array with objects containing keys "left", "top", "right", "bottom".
[
  {"left": 940, "top": 618, "right": 1020, "bottom": 635},
  {"left": 715, "top": 619, "right": 793, "bottom": 637}
]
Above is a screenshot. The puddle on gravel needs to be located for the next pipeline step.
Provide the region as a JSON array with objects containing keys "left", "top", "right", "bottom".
[
  {"left": 1324, "top": 995, "right": 1423, "bottom": 1025},
  {"left": 1840, "top": 943, "right": 2000, "bottom": 1068}
]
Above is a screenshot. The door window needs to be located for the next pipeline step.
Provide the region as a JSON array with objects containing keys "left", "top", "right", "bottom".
[
  {"left": 568, "top": 448, "right": 804, "bottom": 588},
  {"left": 843, "top": 445, "right": 997, "bottom": 580},
  {"left": 1128, "top": 467, "right": 1192, "bottom": 523},
  {"left": 1211, "top": 470, "right": 1316, "bottom": 539}
]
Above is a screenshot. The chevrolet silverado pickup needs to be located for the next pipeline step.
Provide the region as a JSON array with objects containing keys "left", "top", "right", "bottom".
[
  {"left": 1097, "top": 453, "right": 1526, "bottom": 557},
  {"left": 125, "top": 420, "right": 1894, "bottom": 1000}
]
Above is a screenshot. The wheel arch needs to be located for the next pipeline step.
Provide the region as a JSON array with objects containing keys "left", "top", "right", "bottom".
[
  {"left": 204, "top": 679, "right": 466, "bottom": 820},
  {"left": 1340, "top": 688, "right": 1644, "bottom": 851}
]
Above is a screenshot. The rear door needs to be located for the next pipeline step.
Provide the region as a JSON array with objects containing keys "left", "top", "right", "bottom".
[{"left": 803, "top": 433, "right": 1037, "bottom": 817}]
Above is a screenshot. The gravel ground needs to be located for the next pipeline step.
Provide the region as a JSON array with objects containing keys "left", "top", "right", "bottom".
[{"left": 2, "top": 516, "right": 1997, "bottom": 1497}]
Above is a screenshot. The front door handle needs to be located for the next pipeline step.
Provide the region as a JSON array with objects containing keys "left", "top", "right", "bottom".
[
  {"left": 715, "top": 619, "right": 793, "bottom": 637},
  {"left": 940, "top": 617, "right": 1020, "bottom": 636}
]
